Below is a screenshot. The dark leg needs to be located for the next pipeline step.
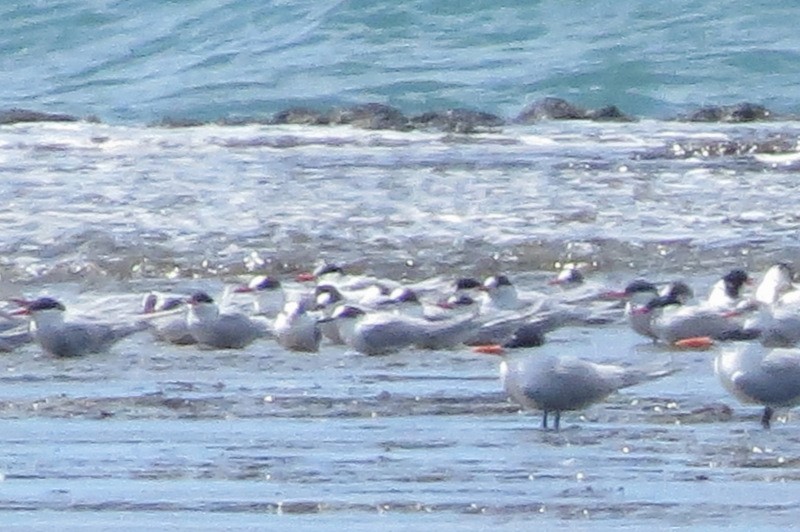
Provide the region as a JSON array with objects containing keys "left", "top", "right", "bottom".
[
  {"left": 554, "top": 411, "right": 561, "bottom": 432},
  {"left": 761, "top": 407, "right": 773, "bottom": 430},
  {"left": 542, "top": 410, "right": 549, "bottom": 429}
]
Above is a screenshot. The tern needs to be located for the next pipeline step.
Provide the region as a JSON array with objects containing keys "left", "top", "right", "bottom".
[
  {"left": 324, "top": 304, "right": 476, "bottom": 355},
  {"left": 142, "top": 292, "right": 196, "bottom": 345},
  {"left": 186, "top": 291, "right": 266, "bottom": 349},
  {"left": 231, "top": 275, "right": 286, "bottom": 316},
  {"left": 500, "top": 353, "right": 677, "bottom": 431},
  {"left": 715, "top": 343, "right": 800, "bottom": 429},
  {"left": 13, "top": 296, "right": 147, "bottom": 357},
  {"left": 273, "top": 300, "right": 322, "bottom": 352},
  {"left": 705, "top": 268, "right": 752, "bottom": 311}
]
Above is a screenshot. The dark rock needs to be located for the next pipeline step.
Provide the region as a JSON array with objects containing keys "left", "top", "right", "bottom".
[
  {"left": 217, "top": 116, "right": 272, "bottom": 126},
  {"left": 515, "top": 97, "right": 590, "bottom": 123},
  {"left": 271, "top": 107, "right": 331, "bottom": 125},
  {"left": 329, "top": 103, "right": 410, "bottom": 131},
  {"left": 586, "top": 105, "right": 634, "bottom": 122},
  {"left": 0, "top": 108, "right": 80, "bottom": 125},
  {"left": 410, "top": 108, "right": 505, "bottom": 133},
  {"left": 151, "top": 117, "right": 208, "bottom": 128},
  {"left": 514, "top": 98, "right": 633, "bottom": 123},
  {"left": 684, "top": 102, "right": 772, "bottom": 123}
]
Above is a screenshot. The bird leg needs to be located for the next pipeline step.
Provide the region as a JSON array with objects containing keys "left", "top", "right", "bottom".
[
  {"left": 761, "top": 407, "right": 774, "bottom": 430},
  {"left": 542, "top": 410, "right": 549, "bottom": 429},
  {"left": 553, "top": 411, "right": 561, "bottom": 432}
]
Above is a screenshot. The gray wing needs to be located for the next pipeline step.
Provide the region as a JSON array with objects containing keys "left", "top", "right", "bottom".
[
  {"left": 357, "top": 319, "right": 418, "bottom": 354},
  {"left": 0, "top": 331, "right": 33, "bottom": 352},
  {"left": 415, "top": 314, "right": 476, "bottom": 349},
  {"left": 739, "top": 350, "right": 800, "bottom": 406},
  {"left": 212, "top": 314, "right": 263, "bottom": 348}
]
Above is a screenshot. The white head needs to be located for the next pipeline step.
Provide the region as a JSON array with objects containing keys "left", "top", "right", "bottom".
[
  {"left": 14, "top": 297, "right": 67, "bottom": 329},
  {"left": 550, "top": 265, "right": 585, "bottom": 286},
  {"left": 187, "top": 291, "right": 219, "bottom": 320},
  {"left": 756, "top": 263, "right": 794, "bottom": 305},
  {"left": 233, "top": 275, "right": 284, "bottom": 315},
  {"left": 481, "top": 275, "right": 519, "bottom": 309}
]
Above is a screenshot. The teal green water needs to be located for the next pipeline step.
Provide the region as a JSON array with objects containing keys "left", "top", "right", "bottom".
[{"left": 2, "top": 1, "right": 798, "bottom": 122}]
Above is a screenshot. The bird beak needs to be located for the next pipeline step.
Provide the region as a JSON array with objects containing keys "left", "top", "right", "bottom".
[
  {"left": 471, "top": 345, "right": 506, "bottom": 356},
  {"left": 296, "top": 272, "right": 316, "bottom": 282},
  {"left": 598, "top": 290, "right": 628, "bottom": 300},
  {"left": 9, "top": 298, "right": 31, "bottom": 315},
  {"left": 232, "top": 285, "right": 254, "bottom": 293}
]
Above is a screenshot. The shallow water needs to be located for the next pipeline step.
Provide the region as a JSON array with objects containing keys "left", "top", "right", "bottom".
[
  {"left": 2, "top": 119, "right": 800, "bottom": 529},
  {"left": 2, "top": 301, "right": 800, "bottom": 529}
]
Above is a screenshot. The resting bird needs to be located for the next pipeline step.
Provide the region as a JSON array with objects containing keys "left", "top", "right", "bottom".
[
  {"left": 186, "top": 291, "right": 266, "bottom": 349},
  {"left": 273, "top": 300, "right": 322, "bottom": 353},
  {"left": 13, "top": 296, "right": 147, "bottom": 357},
  {"left": 324, "top": 304, "right": 476, "bottom": 355},
  {"left": 141, "top": 292, "right": 196, "bottom": 345},
  {"left": 230, "top": 275, "right": 286, "bottom": 317},
  {"left": 628, "top": 281, "right": 755, "bottom": 345}
]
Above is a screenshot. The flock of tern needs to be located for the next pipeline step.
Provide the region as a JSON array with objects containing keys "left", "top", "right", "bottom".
[{"left": 3, "top": 262, "right": 800, "bottom": 432}]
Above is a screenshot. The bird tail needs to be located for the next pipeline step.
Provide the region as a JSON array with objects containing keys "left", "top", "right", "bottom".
[
  {"left": 113, "top": 320, "right": 153, "bottom": 341},
  {"left": 619, "top": 363, "right": 681, "bottom": 389}
]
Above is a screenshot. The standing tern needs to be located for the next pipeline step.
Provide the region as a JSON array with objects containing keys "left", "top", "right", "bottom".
[
  {"left": 314, "top": 285, "right": 346, "bottom": 345},
  {"left": 715, "top": 343, "right": 800, "bottom": 429},
  {"left": 499, "top": 353, "right": 678, "bottom": 431}
]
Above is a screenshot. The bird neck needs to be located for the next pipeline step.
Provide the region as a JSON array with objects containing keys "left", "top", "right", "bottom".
[
  {"left": 190, "top": 303, "right": 219, "bottom": 322},
  {"left": 31, "top": 309, "right": 65, "bottom": 330}
]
